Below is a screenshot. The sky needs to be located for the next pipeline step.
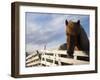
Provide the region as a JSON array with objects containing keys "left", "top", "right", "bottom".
[{"left": 25, "top": 12, "right": 89, "bottom": 52}]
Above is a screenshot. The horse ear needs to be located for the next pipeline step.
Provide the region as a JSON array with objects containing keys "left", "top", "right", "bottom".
[
  {"left": 65, "top": 19, "right": 68, "bottom": 25},
  {"left": 77, "top": 20, "right": 80, "bottom": 24}
]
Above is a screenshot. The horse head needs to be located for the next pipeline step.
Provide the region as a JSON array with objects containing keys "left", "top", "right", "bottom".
[{"left": 65, "top": 19, "right": 81, "bottom": 57}]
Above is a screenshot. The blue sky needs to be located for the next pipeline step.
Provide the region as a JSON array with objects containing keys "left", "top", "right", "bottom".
[{"left": 25, "top": 12, "right": 89, "bottom": 52}]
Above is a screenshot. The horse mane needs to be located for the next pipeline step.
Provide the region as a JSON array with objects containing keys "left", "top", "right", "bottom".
[{"left": 78, "top": 25, "right": 89, "bottom": 55}]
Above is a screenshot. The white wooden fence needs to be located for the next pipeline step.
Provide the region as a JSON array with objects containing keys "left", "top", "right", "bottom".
[
  {"left": 26, "top": 50, "right": 89, "bottom": 67},
  {"left": 26, "top": 51, "right": 40, "bottom": 67}
]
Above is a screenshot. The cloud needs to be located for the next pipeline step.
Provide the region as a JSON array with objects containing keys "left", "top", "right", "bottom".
[
  {"left": 25, "top": 13, "right": 89, "bottom": 52},
  {"left": 26, "top": 13, "right": 66, "bottom": 43},
  {"left": 26, "top": 43, "right": 44, "bottom": 52}
]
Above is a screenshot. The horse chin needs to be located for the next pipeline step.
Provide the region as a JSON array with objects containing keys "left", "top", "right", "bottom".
[{"left": 67, "top": 51, "right": 74, "bottom": 58}]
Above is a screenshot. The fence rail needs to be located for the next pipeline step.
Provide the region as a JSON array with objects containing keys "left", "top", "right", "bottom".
[{"left": 26, "top": 50, "right": 89, "bottom": 67}]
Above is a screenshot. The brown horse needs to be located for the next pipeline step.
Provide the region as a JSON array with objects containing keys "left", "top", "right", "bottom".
[{"left": 65, "top": 19, "right": 89, "bottom": 58}]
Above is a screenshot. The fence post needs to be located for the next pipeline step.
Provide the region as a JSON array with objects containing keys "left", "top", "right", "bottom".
[
  {"left": 74, "top": 55, "right": 77, "bottom": 60},
  {"left": 56, "top": 53, "right": 61, "bottom": 66},
  {"left": 52, "top": 52, "right": 56, "bottom": 66},
  {"left": 40, "top": 52, "right": 43, "bottom": 66},
  {"left": 44, "top": 50, "right": 46, "bottom": 65}
]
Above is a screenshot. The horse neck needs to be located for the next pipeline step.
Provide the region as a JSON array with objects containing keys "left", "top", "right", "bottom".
[{"left": 78, "top": 26, "right": 89, "bottom": 51}]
